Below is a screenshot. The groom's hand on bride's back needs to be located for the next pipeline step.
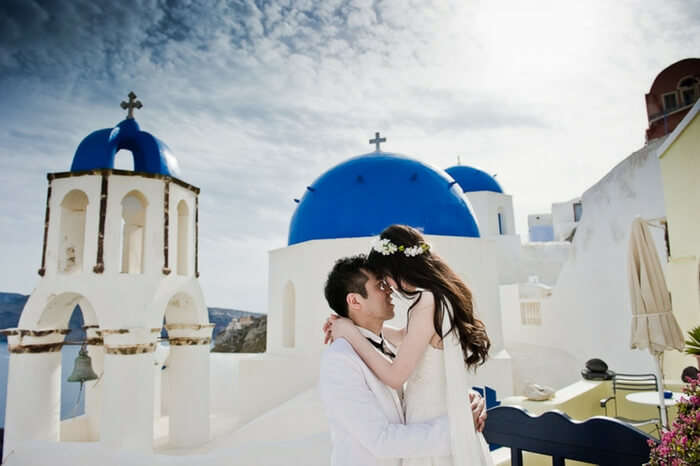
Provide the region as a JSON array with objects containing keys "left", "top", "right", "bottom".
[
  {"left": 322, "top": 314, "right": 339, "bottom": 344},
  {"left": 468, "top": 391, "right": 487, "bottom": 433}
]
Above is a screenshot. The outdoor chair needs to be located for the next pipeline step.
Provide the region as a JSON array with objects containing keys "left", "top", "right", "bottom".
[{"left": 599, "top": 373, "right": 661, "bottom": 433}]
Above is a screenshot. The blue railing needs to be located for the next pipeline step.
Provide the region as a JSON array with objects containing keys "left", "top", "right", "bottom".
[{"left": 483, "top": 406, "right": 657, "bottom": 466}]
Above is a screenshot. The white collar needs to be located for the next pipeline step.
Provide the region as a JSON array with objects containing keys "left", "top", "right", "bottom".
[
  {"left": 356, "top": 325, "right": 384, "bottom": 344},
  {"left": 355, "top": 325, "right": 397, "bottom": 355}
]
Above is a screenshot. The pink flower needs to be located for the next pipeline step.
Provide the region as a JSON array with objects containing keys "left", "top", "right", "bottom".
[{"left": 649, "top": 374, "right": 700, "bottom": 465}]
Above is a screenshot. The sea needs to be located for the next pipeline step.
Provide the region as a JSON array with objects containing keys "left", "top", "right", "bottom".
[{"left": 0, "top": 342, "right": 84, "bottom": 426}]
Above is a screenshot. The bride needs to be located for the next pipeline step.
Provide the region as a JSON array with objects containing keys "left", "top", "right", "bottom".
[{"left": 328, "top": 224, "right": 494, "bottom": 466}]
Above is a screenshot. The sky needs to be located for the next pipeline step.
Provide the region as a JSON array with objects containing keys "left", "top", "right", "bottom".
[{"left": 0, "top": 0, "right": 699, "bottom": 313}]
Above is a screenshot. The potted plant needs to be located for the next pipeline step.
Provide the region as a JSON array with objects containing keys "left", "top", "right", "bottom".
[
  {"left": 647, "top": 374, "right": 700, "bottom": 465},
  {"left": 685, "top": 326, "right": 700, "bottom": 369}
]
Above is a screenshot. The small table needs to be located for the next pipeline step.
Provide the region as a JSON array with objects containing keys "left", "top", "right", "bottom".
[{"left": 625, "top": 391, "right": 683, "bottom": 407}]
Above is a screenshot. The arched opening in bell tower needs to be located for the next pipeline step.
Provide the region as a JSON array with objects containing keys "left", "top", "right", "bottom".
[
  {"left": 59, "top": 190, "right": 89, "bottom": 274},
  {"left": 120, "top": 190, "right": 147, "bottom": 274},
  {"left": 32, "top": 293, "right": 103, "bottom": 442},
  {"left": 176, "top": 200, "right": 189, "bottom": 276},
  {"left": 282, "top": 281, "right": 296, "bottom": 348},
  {"left": 113, "top": 149, "right": 135, "bottom": 171}
]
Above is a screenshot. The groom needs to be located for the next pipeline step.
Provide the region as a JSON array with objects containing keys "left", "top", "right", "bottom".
[{"left": 319, "top": 255, "right": 486, "bottom": 466}]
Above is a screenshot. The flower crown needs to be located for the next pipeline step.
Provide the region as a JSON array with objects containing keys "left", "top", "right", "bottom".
[{"left": 370, "top": 237, "right": 431, "bottom": 257}]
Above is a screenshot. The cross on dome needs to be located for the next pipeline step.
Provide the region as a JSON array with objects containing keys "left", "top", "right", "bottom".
[
  {"left": 120, "top": 91, "right": 143, "bottom": 119},
  {"left": 369, "top": 132, "right": 386, "bottom": 151}
]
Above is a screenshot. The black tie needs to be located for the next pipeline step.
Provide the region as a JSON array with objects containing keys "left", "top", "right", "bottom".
[{"left": 366, "top": 337, "right": 396, "bottom": 359}]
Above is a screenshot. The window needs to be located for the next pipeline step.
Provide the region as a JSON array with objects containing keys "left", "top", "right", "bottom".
[
  {"left": 678, "top": 77, "right": 698, "bottom": 107},
  {"left": 121, "top": 191, "right": 147, "bottom": 274},
  {"left": 59, "top": 190, "right": 88, "bottom": 273},
  {"left": 520, "top": 301, "right": 542, "bottom": 326},
  {"left": 497, "top": 212, "right": 504, "bottom": 235},
  {"left": 573, "top": 202, "right": 583, "bottom": 222},
  {"left": 176, "top": 200, "right": 189, "bottom": 275},
  {"left": 682, "top": 88, "right": 697, "bottom": 106},
  {"left": 663, "top": 92, "right": 678, "bottom": 112}
]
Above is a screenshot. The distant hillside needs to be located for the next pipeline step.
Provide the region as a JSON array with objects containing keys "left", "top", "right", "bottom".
[
  {"left": 205, "top": 307, "right": 262, "bottom": 341},
  {"left": 0, "top": 292, "right": 260, "bottom": 342},
  {"left": 212, "top": 315, "right": 266, "bottom": 353}
]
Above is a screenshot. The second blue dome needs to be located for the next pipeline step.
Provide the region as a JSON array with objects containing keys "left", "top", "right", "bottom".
[
  {"left": 445, "top": 165, "right": 503, "bottom": 193},
  {"left": 288, "top": 152, "right": 480, "bottom": 245}
]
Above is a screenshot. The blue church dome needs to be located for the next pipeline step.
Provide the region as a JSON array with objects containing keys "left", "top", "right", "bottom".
[
  {"left": 71, "top": 118, "right": 179, "bottom": 176},
  {"left": 445, "top": 166, "right": 503, "bottom": 193},
  {"left": 288, "top": 152, "right": 480, "bottom": 245}
]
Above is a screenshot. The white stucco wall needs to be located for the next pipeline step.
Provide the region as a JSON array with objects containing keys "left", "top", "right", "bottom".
[
  {"left": 517, "top": 242, "right": 572, "bottom": 287},
  {"left": 528, "top": 214, "right": 554, "bottom": 242},
  {"left": 208, "top": 351, "right": 320, "bottom": 426},
  {"left": 500, "top": 283, "right": 580, "bottom": 394},
  {"left": 463, "top": 191, "right": 516, "bottom": 237},
  {"left": 504, "top": 138, "right": 670, "bottom": 390},
  {"left": 552, "top": 198, "right": 581, "bottom": 241}
]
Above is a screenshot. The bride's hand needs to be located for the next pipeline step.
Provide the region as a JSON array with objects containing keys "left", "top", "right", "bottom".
[
  {"left": 469, "top": 390, "right": 487, "bottom": 432},
  {"left": 322, "top": 314, "right": 340, "bottom": 344},
  {"left": 329, "top": 317, "right": 358, "bottom": 342}
]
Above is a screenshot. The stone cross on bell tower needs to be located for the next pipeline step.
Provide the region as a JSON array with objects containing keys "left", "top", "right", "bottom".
[
  {"left": 120, "top": 92, "right": 143, "bottom": 119},
  {"left": 369, "top": 132, "right": 386, "bottom": 152}
]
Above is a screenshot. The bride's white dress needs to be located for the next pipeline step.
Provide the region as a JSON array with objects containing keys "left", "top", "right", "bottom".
[{"left": 400, "top": 295, "right": 494, "bottom": 466}]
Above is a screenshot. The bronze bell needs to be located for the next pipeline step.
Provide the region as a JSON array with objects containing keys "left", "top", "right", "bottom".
[{"left": 67, "top": 345, "right": 98, "bottom": 384}]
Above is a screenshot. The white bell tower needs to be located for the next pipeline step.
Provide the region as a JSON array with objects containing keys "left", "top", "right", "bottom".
[{"left": 2, "top": 93, "right": 212, "bottom": 458}]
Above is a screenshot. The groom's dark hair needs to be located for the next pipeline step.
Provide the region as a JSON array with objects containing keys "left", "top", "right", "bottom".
[{"left": 324, "top": 255, "right": 370, "bottom": 317}]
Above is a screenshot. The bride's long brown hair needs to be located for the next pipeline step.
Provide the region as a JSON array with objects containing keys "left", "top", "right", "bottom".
[{"left": 367, "top": 224, "right": 490, "bottom": 369}]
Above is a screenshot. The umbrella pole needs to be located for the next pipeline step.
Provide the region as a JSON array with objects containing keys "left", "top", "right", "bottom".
[{"left": 652, "top": 353, "right": 669, "bottom": 429}]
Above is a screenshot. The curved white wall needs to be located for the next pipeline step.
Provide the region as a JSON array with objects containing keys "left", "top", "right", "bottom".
[{"left": 504, "top": 137, "right": 670, "bottom": 390}]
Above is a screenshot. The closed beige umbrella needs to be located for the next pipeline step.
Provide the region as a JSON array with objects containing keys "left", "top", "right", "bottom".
[{"left": 628, "top": 216, "right": 684, "bottom": 428}]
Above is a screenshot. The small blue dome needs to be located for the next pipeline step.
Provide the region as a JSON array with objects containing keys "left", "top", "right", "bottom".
[
  {"left": 71, "top": 119, "right": 179, "bottom": 176},
  {"left": 445, "top": 166, "right": 503, "bottom": 193},
  {"left": 288, "top": 152, "right": 480, "bottom": 245}
]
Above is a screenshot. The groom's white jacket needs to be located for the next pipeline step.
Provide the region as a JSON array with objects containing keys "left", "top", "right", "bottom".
[{"left": 320, "top": 338, "right": 451, "bottom": 466}]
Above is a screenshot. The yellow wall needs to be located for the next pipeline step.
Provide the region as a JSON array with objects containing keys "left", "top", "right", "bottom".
[{"left": 659, "top": 109, "right": 700, "bottom": 379}]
